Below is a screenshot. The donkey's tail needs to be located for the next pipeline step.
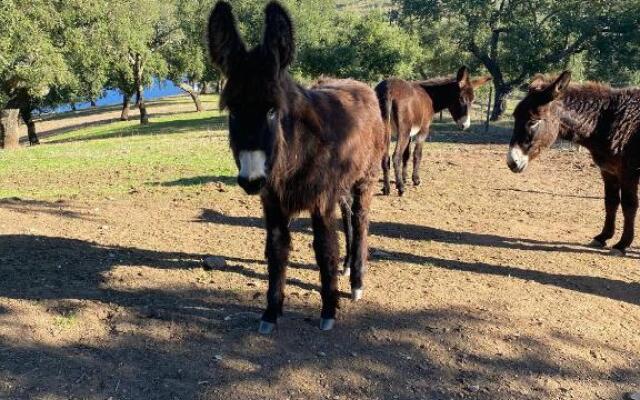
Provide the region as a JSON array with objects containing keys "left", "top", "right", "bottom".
[
  {"left": 374, "top": 81, "right": 393, "bottom": 154},
  {"left": 374, "top": 81, "right": 393, "bottom": 194}
]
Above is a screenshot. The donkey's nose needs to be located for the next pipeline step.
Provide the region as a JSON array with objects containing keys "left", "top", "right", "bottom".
[
  {"left": 456, "top": 114, "right": 471, "bottom": 130},
  {"left": 507, "top": 146, "right": 528, "bottom": 173},
  {"left": 237, "top": 176, "right": 266, "bottom": 195}
]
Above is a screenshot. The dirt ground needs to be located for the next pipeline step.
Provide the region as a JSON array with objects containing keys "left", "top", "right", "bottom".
[{"left": 1, "top": 106, "right": 640, "bottom": 399}]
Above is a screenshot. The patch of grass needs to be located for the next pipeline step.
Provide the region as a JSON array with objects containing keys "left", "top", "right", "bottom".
[
  {"left": 53, "top": 313, "right": 78, "bottom": 330},
  {"left": 0, "top": 96, "right": 237, "bottom": 200}
]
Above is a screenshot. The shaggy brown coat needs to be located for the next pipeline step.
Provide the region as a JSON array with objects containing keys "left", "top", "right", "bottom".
[
  {"left": 509, "top": 71, "right": 640, "bottom": 255},
  {"left": 208, "top": 1, "right": 386, "bottom": 332}
]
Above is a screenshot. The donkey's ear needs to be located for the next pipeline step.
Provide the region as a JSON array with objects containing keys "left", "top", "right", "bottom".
[
  {"left": 471, "top": 76, "right": 492, "bottom": 89},
  {"left": 208, "top": 1, "right": 246, "bottom": 75},
  {"left": 549, "top": 70, "right": 571, "bottom": 98},
  {"left": 263, "top": 1, "right": 295, "bottom": 71},
  {"left": 456, "top": 66, "right": 470, "bottom": 88}
]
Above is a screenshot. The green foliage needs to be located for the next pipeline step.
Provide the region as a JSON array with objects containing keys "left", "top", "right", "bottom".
[
  {"left": 299, "top": 12, "right": 422, "bottom": 82},
  {"left": 0, "top": 0, "right": 71, "bottom": 108},
  {"left": 394, "top": 0, "right": 637, "bottom": 118}
]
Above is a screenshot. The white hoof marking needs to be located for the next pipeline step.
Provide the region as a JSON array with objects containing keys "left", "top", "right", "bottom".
[{"left": 319, "top": 318, "right": 335, "bottom": 331}]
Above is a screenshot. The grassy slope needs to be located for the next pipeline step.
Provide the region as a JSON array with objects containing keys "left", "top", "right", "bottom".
[{"left": 0, "top": 97, "right": 235, "bottom": 200}]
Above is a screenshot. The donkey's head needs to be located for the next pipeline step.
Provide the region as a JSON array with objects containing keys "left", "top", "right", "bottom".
[
  {"left": 208, "top": 1, "right": 294, "bottom": 195},
  {"left": 507, "top": 71, "right": 571, "bottom": 173},
  {"left": 448, "top": 66, "right": 492, "bottom": 130}
]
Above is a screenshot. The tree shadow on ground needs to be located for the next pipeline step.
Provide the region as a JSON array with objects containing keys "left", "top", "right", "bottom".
[
  {"left": 150, "top": 175, "right": 237, "bottom": 188},
  {"left": 0, "top": 198, "right": 98, "bottom": 221},
  {"left": 46, "top": 115, "right": 227, "bottom": 144},
  {"left": 370, "top": 247, "right": 640, "bottom": 307},
  {"left": 0, "top": 235, "right": 638, "bottom": 399},
  {"left": 493, "top": 187, "right": 601, "bottom": 200},
  {"left": 197, "top": 209, "right": 617, "bottom": 257}
]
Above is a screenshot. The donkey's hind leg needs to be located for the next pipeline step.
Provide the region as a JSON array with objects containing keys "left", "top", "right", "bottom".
[
  {"left": 312, "top": 205, "right": 341, "bottom": 330},
  {"left": 392, "top": 132, "right": 410, "bottom": 196},
  {"left": 412, "top": 129, "right": 429, "bottom": 187},
  {"left": 339, "top": 195, "right": 354, "bottom": 276},
  {"left": 611, "top": 174, "right": 639, "bottom": 256},
  {"left": 592, "top": 171, "right": 620, "bottom": 248},
  {"left": 401, "top": 142, "right": 411, "bottom": 185},
  {"left": 349, "top": 179, "right": 373, "bottom": 301}
]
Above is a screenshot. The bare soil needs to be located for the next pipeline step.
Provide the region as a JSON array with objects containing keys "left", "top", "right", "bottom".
[{"left": 1, "top": 109, "right": 640, "bottom": 399}]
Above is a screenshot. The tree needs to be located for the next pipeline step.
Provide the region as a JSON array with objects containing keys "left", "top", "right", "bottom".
[
  {"left": 299, "top": 11, "right": 423, "bottom": 82},
  {"left": 107, "top": 0, "right": 175, "bottom": 124},
  {"left": 395, "top": 0, "right": 627, "bottom": 120},
  {"left": 0, "top": 0, "right": 72, "bottom": 144}
]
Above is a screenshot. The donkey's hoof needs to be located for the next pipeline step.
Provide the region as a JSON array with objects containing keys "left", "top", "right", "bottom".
[
  {"left": 610, "top": 248, "right": 626, "bottom": 257},
  {"left": 341, "top": 267, "right": 351, "bottom": 277},
  {"left": 413, "top": 179, "right": 421, "bottom": 187},
  {"left": 589, "top": 239, "right": 606, "bottom": 248},
  {"left": 319, "top": 318, "right": 335, "bottom": 331},
  {"left": 398, "top": 189, "right": 405, "bottom": 197},
  {"left": 382, "top": 187, "right": 391, "bottom": 196},
  {"left": 351, "top": 288, "right": 363, "bottom": 301},
  {"left": 258, "top": 320, "right": 276, "bottom": 334}
]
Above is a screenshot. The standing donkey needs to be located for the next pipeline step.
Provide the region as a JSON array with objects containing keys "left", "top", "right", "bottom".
[
  {"left": 376, "top": 68, "right": 491, "bottom": 196},
  {"left": 207, "top": 1, "right": 386, "bottom": 333},
  {"left": 508, "top": 71, "right": 640, "bottom": 256}
]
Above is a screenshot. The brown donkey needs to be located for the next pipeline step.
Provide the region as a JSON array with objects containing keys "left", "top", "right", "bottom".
[
  {"left": 376, "top": 68, "right": 491, "bottom": 196},
  {"left": 508, "top": 71, "right": 640, "bottom": 256},
  {"left": 208, "top": 1, "right": 386, "bottom": 333}
]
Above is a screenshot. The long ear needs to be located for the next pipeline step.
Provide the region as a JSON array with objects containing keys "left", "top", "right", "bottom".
[
  {"left": 471, "top": 76, "right": 492, "bottom": 89},
  {"left": 456, "top": 66, "right": 470, "bottom": 88},
  {"left": 207, "top": 1, "right": 246, "bottom": 75},
  {"left": 547, "top": 70, "right": 572, "bottom": 99},
  {"left": 263, "top": 1, "right": 295, "bottom": 71}
]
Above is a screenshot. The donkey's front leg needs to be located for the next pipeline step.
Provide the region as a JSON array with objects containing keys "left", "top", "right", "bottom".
[
  {"left": 349, "top": 180, "right": 373, "bottom": 302},
  {"left": 611, "top": 175, "right": 639, "bottom": 256},
  {"left": 592, "top": 171, "right": 620, "bottom": 247},
  {"left": 259, "top": 194, "right": 291, "bottom": 334},
  {"left": 311, "top": 207, "right": 340, "bottom": 331}
]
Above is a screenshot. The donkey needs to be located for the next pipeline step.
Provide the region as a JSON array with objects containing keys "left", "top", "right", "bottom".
[
  {"left": 207, "top": 1, "right": 386, "bottom": 333},
  {"left": 508, "top": 71, "right": 640, "bottom": 256},
  {"left": 376, "top": 68, "right": 491, "bottom": 196}
]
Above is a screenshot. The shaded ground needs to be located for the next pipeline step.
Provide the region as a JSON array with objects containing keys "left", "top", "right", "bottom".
[{"left": 1, "top": 104, "right": 639, "bottom": 400}]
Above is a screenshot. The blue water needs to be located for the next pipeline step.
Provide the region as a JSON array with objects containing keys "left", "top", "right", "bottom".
[{"left": 55, "top": 79, "right": 183, "bottom": 113}]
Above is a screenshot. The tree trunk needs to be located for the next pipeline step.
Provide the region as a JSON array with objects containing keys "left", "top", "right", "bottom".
[
  {"left": 490, "top": 85, "right": 512, "bottom": 121},
  {"left": 0, "top": 109, "right": 20, "bottom": 149},
  {"left": 120, "top": 94, "right": 131, "bottom": 121},
  {"left": 133, "top": 53, "right": 149, "bottom": 125},
  {"left": 179, "top": 82, "right": 204, "bottom": 112},
  {"left": 20, "top": 108, "right": 39, "bottom": 145},
  {"left": 71, "top": 103, "right": 77, "bottom": 112},
  {"left": 139, "top": 103, "right": 149, "bottom": 125},
  {"left": 90, "top": 99, "right": 97, "bottom": 108}
]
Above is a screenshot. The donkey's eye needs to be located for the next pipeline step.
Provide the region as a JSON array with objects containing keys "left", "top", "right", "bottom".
[
  {"left": 527, "top": 120, "right": 542, "bottom": 134},
  {"left": 266, "top": 108, "right": 278, "bottom": 121}
]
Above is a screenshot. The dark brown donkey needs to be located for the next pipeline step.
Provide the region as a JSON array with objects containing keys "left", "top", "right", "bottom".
[
  {"left": 508, "top": 71, "right": 640, "bottom": 256},
  {"left": 376, "top": 68, "right": 491, "bottom": 196},
  {"left": 208, "top": 1, "right": 386, "bottom": 333}
]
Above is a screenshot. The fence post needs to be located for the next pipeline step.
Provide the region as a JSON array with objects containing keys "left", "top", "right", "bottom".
[{"left": 485, "top": 87, "right": 492, "bottom": 134}]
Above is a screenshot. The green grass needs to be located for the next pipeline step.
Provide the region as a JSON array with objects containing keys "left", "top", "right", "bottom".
[
  {"left": 0, "top": 98, "right": 236, "bottom": 200},
  {"left": 0, "top": 93, "right": 514, "bottom": 201}
]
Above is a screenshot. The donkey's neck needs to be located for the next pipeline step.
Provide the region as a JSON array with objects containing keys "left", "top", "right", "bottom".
[
  {"left": 557, "top": 87, "right": 615, "bottom": 144},
  {"left": 420, "top": 82, "right": 456, "bottom": 113}
]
